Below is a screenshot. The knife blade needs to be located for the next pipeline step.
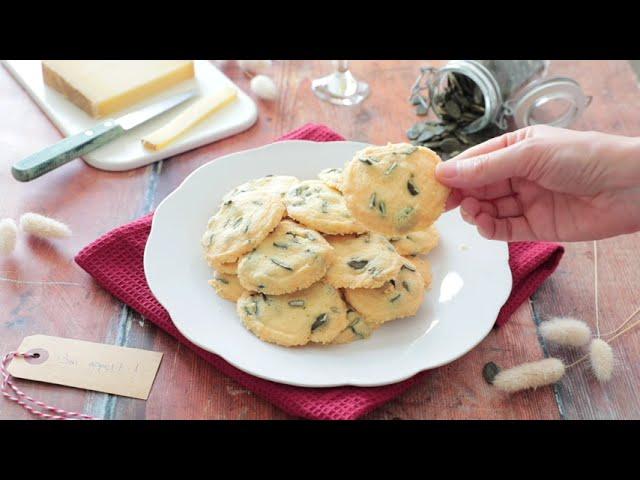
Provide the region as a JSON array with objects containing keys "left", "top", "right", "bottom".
[{"left": 11, "top": 90, "right": 197, "bottom": 182}]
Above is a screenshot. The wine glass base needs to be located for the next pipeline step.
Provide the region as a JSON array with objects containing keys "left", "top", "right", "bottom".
[{"left": 311, "top": 73, "right": 370, "bottom": 106}]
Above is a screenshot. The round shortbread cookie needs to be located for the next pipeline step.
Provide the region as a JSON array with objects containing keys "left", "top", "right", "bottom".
[
  {"left": 343, "top": 143, "right": 450, "bottom": 236},
  {"left": 237, "top": 281, "right": 348, "bottom": 346},
  {"left": 222, "top": 175, "right": 300, "bottom": 202},
  {"left": 389, "top": 224, "right": 440, "bottom": 256},
  {"left": 317, "top": 167, "right": 344, "bottom": 192},
  {"left": 208, "top": 271, "right": 246, "bottom": 302},
  {"left": 402, "top": 255, "right": 432, "bottom": 289},
  {"left": 324, "top": 232, "right": 403, "bottom": 289},
  {"left": 237, "top": 220, "right": 334, "bottom": 295},
  {"left": 207, "top": 258, "right": 239, "bottom": 274},
  {"left": 202, "top": 190, "right": 285, "bottom": 265},
  {"left": 284, "top": 180, "right": 367, "bottom": 235},
  {"left": 331, "top": 307, "right": 377, "bottom": 344},
  {"left": 343, "top": 259, "right": 425, "bottom": 325}
]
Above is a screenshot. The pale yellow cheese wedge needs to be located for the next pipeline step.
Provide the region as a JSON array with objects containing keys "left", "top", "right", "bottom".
[
  {"left": 141, "top": 86, "right": 237, "bottom": 151},
  {"left": 42, "top": 60, "right": 195, "bottom": 118}
]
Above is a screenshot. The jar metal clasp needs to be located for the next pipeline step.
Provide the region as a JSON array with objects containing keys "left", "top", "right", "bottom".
[{"left": 501, "top": 77, "right": 591, "bottom": 130}]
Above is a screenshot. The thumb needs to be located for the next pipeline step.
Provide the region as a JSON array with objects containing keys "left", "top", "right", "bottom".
[{"left": 435, "top": 142, "right": 531, "bottom": 189}]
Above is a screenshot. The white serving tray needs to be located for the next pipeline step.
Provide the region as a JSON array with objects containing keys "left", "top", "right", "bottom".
[{"left": 2, "top": 60, "right": 258, "bottom": 171}]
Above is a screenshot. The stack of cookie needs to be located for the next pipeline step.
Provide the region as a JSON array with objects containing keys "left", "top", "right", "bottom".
[{"left": 201, "top": 143, "right": 450, "bottom": 347}]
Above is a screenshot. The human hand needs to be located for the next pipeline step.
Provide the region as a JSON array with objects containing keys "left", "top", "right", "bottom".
[{"left": 434, "top": 125, "right": 640, "bottom": 242}]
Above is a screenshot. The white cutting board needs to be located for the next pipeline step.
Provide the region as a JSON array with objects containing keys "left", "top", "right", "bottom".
[{"left": 2, "top": 60, "right": 258, "bottom": 171}]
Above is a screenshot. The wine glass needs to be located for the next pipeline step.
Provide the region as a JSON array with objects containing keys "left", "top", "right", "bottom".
[{"left": 311, "top": 61, "right": 370, "bottom": 106}]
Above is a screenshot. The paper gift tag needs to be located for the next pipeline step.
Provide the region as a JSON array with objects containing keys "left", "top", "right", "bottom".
[{"left": 7, "top": 335, "right": 163, "bottom": 400}]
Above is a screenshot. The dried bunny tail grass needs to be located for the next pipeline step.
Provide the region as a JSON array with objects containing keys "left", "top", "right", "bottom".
[
  {"left": 493, "top": 358, "right": 565, "bottom": 393},
  {"left": 539, "top": 316, "right": 592, "bottom": 347},
  {"left": 0, "top": 218, "right": 18, "bottom": 255},
  {"left": 589, "top": 338, "right": 614, "bottom": 383},
  {"left": 19, "top": 212, "right": 71, "bottom": 239},
  {"left": 250, "top": 75, "right": 278, "bottom": 100}
]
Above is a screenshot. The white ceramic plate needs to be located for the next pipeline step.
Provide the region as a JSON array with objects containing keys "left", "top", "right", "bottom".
[{"left": 144, "top": 141, "right": 512, "bottom": 387}]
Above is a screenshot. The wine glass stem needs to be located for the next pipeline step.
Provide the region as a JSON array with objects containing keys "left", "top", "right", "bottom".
[
  {"left": 311, "top": 60, "right": 370, "bottom": 106},
  {"left": 334, "top": 60, "right": 350, "bottom": 73}
]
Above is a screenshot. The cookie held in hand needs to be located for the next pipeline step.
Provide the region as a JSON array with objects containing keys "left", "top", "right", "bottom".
[{"left": 343, "top": 143, "right": 450, "bottom": 236}]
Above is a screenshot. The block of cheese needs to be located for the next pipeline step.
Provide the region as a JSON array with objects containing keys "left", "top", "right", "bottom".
[
  {"left": 141, "top": 85, "right": 237, "bottom": 151},
  {"left": 42, "top": 60, "right": 195, "bottom": 118}
]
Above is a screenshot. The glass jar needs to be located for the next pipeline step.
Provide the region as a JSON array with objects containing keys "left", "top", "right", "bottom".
[{"left": 416, "top": 60, "right": 591, "bottom": 134}]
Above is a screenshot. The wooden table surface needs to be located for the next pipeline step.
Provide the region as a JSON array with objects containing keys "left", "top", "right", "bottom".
[{"left": 1, "top": 60, "right": 639, "bottom": 420}]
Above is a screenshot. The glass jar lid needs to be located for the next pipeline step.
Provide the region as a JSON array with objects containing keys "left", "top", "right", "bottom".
[{"left": 504, "top": 77, "right": 591, "bottom": 129}]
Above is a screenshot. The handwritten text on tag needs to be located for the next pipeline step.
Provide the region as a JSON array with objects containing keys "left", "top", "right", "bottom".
[{"left": 8, "top": 335, "right": 163, "bottom": 400}]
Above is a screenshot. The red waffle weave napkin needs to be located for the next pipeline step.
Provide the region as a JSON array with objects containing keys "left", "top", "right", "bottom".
[{"left": 75, "top": 123, "right": 564, "bottom": 420}]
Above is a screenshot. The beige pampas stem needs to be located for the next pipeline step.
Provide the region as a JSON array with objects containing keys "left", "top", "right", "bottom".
[
  {"left": 19, "top": 212, "right": 71, "bottom": 239},
  {"left": 0, "top": 275, "right": 82, "bottom": 287},
  {"left": 589, "top": 338, "right": 614, "bottom": 383},
  {"left": 0, "top": 218, "right": 18, "bottom": 255},
  {"left": 601, "top": 304, "right": 640, "bottom": 340},
  {"left": 492, "top": 358, "right": 565, "bottom": 393},
  {"left": 539, "top": 316, "right": 592, "bottom": 347}
]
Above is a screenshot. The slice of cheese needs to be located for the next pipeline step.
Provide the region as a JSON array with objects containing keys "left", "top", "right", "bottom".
[
  {"left": 42, "top": 60, "right": 195, "bottom": 118},
  {"left": 141, "top": 86, "right": 237, "bottom": 151}
]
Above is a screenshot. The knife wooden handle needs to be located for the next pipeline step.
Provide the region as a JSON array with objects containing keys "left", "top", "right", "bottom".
[{"left": 11, "top": 121, "right": 125, "bottom": 182}]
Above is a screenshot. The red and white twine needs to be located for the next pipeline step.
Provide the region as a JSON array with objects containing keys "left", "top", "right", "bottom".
[{"left": 1, "top": 351, "right": 95, "bottom": 420}]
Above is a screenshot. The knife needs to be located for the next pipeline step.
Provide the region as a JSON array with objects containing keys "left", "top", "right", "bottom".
[{"left": 12, "top": 90, "right": 197, "bottom": 182}]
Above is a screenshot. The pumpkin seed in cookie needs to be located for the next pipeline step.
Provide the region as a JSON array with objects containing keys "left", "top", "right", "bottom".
[{"left": 332, "top": 307, "right": 377, "bottom": 344}]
